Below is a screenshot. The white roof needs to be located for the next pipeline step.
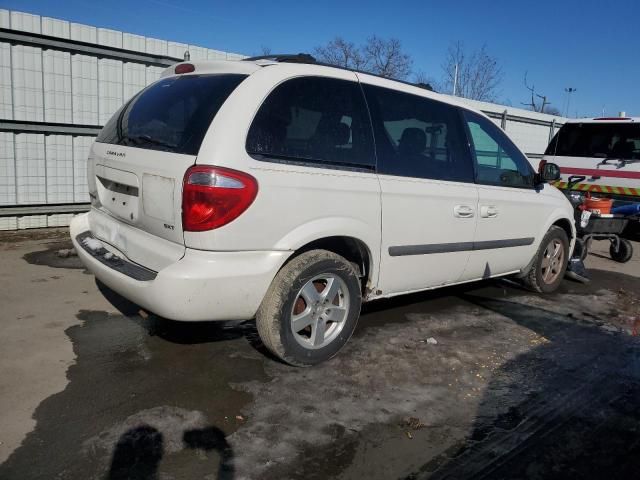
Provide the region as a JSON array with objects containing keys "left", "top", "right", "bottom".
[
  {"left": 564, "top": 117, "right": 639, "bottom": 123},
  {"left": 160, "top": 60, "right": 262, "bottom": 78}
]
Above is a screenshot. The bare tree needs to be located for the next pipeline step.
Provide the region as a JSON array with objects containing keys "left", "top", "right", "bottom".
[
  {"left": 260, "top": 45, "right": 272, "bottom": 56},
  {"left": 362, "top": 36, "right": 412, "bottom": 79},
  {"left": 441, "top": 41, "right": 503, "bottom": 101},
  {"left": 314, "top": 35, "right": 412, "bottom": 80},
  {"left": 521, "top": 72, "right": 559, "bottom": 114},
  {"left": 314, "top": 37, "right": 367, "bottom": 70},
  {"left": 413, "top": 70, "right": 437, "bottom": 91},
  {"left": 543, "top": 106, "right": 562, "bottom": 116}
]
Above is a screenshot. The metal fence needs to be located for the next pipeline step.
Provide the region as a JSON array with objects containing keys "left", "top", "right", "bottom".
[{"left": 0, "top": 9, "right": 566, "bottom": 230}]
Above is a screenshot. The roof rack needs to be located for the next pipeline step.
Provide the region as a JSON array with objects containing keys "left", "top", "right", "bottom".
[
  {"left": 243, "top": 52, "right": 435, "bottom": 92},
  {"left": 243, "top": 53, "right": 317, "bottom": 64}
]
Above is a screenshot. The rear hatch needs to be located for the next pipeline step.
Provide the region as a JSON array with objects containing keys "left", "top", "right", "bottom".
[
  {"left": 546, "top": 121, "right": 640, "bottom": 199},
  {"left": 87, "top": 71, "right": 248, "bottom": 269}
]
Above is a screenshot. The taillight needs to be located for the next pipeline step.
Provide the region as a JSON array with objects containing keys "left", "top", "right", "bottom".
[
  {"left": 182, "top": 165, "right": 258, "bottom": 232},
  {"left": 175, "top": 63, "right": 195, "bottom": 74}
]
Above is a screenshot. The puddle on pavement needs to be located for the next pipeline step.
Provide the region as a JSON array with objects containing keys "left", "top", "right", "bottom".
[
  {"left": 0, "top": 305, "right": 269, "bottom": 480},
  {"left": 22, "top": 240, "right": 85, "bottom": 270}
]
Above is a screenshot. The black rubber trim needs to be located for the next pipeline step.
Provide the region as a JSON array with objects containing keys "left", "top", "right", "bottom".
[
  {"left": 76, "top": 231, "right": 157, "bottom": 281},
  {"left": 389, "top": 237, "right": 534, "bottom": 257},
  {"left": 473, "top": 238, "right": 535, "bottom": 250}
]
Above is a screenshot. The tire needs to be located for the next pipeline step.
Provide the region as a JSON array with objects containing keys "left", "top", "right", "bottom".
[
  {"left": 256, "top": 249, "right": 362, "bottom": 367},
  {"left": 524, "top": 226, "right": 570, "bottom": 293},
  {"left": 610, "top": 238, "right": 633, "bottom": 263}
]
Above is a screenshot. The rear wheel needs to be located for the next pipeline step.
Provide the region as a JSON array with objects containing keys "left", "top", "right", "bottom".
[
  {"left": 256, "top": 249, "right": 362, "bottom": 367},
  {"left": 524, "top": 226, "right": 569, "bottom": 293},
  {"left": 610, "top": 238, "right": 633, "bottom": 263}
]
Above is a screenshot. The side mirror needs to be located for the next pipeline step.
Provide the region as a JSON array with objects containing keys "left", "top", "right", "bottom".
[{"left": 537, "top": 162, "right": 561, "bottom": 183}]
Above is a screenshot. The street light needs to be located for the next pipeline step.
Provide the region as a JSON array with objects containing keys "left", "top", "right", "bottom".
[{"left": 564, "top": 87, "right": 577, "bottom": 117}]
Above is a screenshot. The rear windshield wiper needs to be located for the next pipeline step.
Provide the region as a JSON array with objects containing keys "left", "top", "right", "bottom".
[{"left": 127, "top": 135, "right": 178, "bottom": 151}]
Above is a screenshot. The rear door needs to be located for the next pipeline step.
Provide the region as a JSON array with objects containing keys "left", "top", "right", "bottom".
[
  {"left": 545, "top": 122, "right": 640, "bottom": 198},
  {"left": 88, "top": 73, "right": 247, "bottom": 267},
  {"left": 362, "top": 83, "right": 479, "bottom": 295}
]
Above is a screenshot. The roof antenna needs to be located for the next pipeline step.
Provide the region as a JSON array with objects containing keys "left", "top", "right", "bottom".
[{"left": 184, "top": 50, "right": 191, "bottom": 61}]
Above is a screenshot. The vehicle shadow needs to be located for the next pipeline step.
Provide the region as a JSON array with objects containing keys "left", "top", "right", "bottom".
[
  {"left": 95, "top": 279, "right": 281, "bottom": 362},
  {"left": 95, "top": 276, "right": 511, "bottom": 348},
  {"left": 410, "top": 293, "right": 640, "bottom": 479},
  {"left": 95, "top": 272, "right": 566, "bottom": 355},
  {"left": 95, "top": 266, "right": 621, "bottom": 365},
  {"left": 588, "top": 252, "right": 611, "bottom": 260}
]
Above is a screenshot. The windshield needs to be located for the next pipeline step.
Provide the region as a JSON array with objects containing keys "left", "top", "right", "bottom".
[
  {"left": 96, "top": 74, "right": 247, "bottom": 155},
  {"left": 546, "top": 122, "right": 640, "bottom": 160}
]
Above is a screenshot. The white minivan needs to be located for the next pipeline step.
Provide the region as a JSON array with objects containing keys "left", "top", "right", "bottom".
[{"left": 70, "top": 56, "right": 575, "bottom": 366}]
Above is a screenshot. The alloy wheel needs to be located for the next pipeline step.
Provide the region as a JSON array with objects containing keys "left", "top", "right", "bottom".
[{"left": 290, "top": 274, "right": 350, "bottom": 349}]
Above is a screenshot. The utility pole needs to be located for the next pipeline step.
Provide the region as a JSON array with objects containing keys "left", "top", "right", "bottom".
[
  {"left": 564, "top": 87, "right": 577, "bottom": 117},
  {"left": 452, "top": 63, "right": 458, "bottom": 96}
]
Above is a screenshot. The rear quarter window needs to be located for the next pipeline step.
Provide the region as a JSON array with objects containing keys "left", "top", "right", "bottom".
[
  {"left": 245, "top": 76, "right": 375, "bottom": 170},
  {"left": 96, "top": 74, "right": 247, "bottom": 155}
]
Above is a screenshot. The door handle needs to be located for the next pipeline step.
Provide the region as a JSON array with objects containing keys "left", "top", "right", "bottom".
[
  {"left": 454, "top": 205, "right": 475, "bottom": 218},
  {"left": 480, "top": 205, "right": 498, "bottom": 218}
]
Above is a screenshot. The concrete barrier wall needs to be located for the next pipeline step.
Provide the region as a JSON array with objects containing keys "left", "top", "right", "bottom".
[{"left": 0, "top": 9, "right": 245, "bottom": 229}]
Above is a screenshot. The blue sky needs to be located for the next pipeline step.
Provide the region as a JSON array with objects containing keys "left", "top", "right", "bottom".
[{"left": 3, "top": 0, "right": 639, "bottom": 117}]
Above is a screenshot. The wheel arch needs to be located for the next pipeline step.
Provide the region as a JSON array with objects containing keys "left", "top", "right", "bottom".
[
  {"left": 552, "top": 217, "right": 575, "bottom": 243},
  {"left": 518, "top": 213, "right": 576, "bottom": 279},
  {"left": 284, "top": 236, "right": 376, "bottom": 296},
  {"left": 536, "top": 209, "right": 576, "bottom": 256}
]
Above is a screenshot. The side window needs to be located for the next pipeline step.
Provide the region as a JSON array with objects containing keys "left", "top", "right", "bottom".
[
  {"left": 246, "top": 77, "right": 374, "bottom": 169},
  {"left": 463, "top": 111, "right": 535, "bottom": 188},
  {"left": 362, "top": 84, "right": 474, "bottom": 182}
]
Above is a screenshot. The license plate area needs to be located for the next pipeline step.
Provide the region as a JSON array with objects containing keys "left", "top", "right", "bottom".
[{"left": 95, "top": 165, "right": 140, "bottom": 223}]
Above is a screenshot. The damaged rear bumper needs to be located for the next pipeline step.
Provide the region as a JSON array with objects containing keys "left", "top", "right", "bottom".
[{"left": 70, "top": 213, "right": 291, "bottom": 321}]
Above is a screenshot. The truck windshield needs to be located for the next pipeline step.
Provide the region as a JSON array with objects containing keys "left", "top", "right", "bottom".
[
  {"left": 96, "top": 74, "right": 247, "bottom": 155},
  {"left": 546, "top": 122, "right": 640, "bottom": 160}
]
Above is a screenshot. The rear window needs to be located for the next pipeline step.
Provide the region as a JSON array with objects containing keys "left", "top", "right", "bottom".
[
  {"left": 546, "top": 122, "right": 640, "bottom": 160},
  {"left": 96, "top": 74, "right": 247, "bottom": 155}
]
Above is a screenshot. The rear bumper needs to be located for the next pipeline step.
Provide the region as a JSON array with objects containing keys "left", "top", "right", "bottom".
[{"left": 70, "top": 213, "right": 291, "bottom": 321}]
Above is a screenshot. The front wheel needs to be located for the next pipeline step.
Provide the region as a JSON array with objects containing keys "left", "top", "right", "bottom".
[
  {"left": 524, "top": 226, "right": 570, "bottom": 293},
  {"left": 610, "top": 238, "right": 633, "bottom": 263},
  {"left": 256, "top": 249, "right": 362, "bottom": 367}
]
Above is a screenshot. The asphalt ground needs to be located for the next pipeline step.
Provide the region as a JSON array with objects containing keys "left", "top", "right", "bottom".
[{"left": 0, "top": 229, "right": 639, "bottom": 480}]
